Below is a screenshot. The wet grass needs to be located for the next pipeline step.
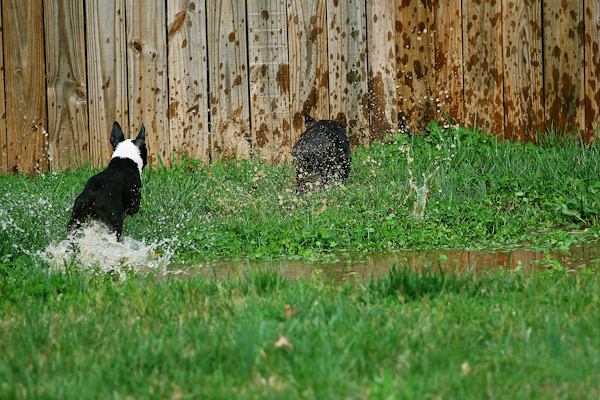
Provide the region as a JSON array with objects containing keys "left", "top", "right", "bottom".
[
  {"left": 2, "top": 125, "right": 600, "bottom": 398},
  {"left": 1, "top": 257, "right": 599, "bottom": 399},
  {"left": 2, "top": 123, "right": 600, "bottom": 263}
]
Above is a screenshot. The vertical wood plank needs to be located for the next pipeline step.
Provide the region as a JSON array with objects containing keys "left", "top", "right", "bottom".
[
  {"left": 2, "top": 0, "right": 47, "bottom": 174},
  {"left": 287, "top": 0, "right": 330, "bottom": 142},
  {"left": 326, "top": 0, "right": 370, "bottom": 146},
  {"left": 462, "top": 0, "right": 504, "bottom": 135},
  {"left": 543, "top": 0, "right": 585, "bottom": 135},
  {"left": 126, "top": 0, "right": 169, "bottom": 166},
  {"left": 502, "top": 0, "right": 544, "bottom": 142},
  {"left": 44, "top": 0, "right": 89, "bottom": 171},
  {"left": 248, "top": 0, "right": 292, "bottom": 162},
  {"left": 395, "top": 0, "right": 462, "bottom": 134},
  {"left": 86, "top": 0, "right": 129, "bottom": 168},
  {"left": 168, "top": 0, "right": 210, "bottom": 161},
  {"left": 432, "top": 0, "right": 464, "bottom": 126},
  {"left": 396, "top": 0, "right": 436, "bottom": 133},
  {"left": 0, "top": 10, "right": 7, "bottom": 174},
  {"left": 207, "top": 0, "right": 251, "bottom": 160},
  {"left": 367, "top": 0, "right": 397, "bottom": 141},
  {"left": 585, "top": 1, "right": 600, "bottom": 139}
]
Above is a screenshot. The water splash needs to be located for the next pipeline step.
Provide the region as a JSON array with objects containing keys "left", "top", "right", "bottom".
[
  {"left": 0, "top": 207, "right": 25, "bottom": 233},
  {"left": 41, "top": 221, "right": 175, "bottom": 279},
  {"left": 401, "top": 145, "right": 439, "bottom": 218}
]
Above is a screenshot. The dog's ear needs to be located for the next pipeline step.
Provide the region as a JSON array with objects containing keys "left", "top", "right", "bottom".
[
  {"left": 304, "top": 113, "right": 316, "bottom": 129},
  {"left": 135, "top": 125, "right": 148, "bottom": 168},
  {"left": 135, "top": 124, "right": 146, "bottom": 144},
  {"left": 110, "top": 121, "right": 125, "bottom": 150}
]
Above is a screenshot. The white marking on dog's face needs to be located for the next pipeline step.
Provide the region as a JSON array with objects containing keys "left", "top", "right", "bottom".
[{"left": 111, "top": 140, "right": 144, "bottom": 177}]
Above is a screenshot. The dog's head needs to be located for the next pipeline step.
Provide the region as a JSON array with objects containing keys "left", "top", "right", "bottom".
[{"left": 110, "top": 122, "right": 148, "bottom": 175}]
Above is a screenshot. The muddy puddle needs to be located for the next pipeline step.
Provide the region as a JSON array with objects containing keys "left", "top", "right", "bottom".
[{"left": 158, "top": 241, "right": 600, "bottom": 282}]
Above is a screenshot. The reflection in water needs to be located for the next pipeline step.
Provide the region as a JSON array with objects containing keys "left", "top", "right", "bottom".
[{"left": 159, "top": 242, "right": 600, "bottom": 283}]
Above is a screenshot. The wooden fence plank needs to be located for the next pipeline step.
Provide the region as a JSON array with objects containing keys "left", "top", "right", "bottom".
[
  {"left": 44, "top": 0, "right": 89, "bottom": 171},
  {"left": 0, "top": 10, "right": 7, "bottom": 174},
  {"left": 432, "top": 0, "right": 464, "bottom": 126},
  {"left": 396, "top": 0, "right": 463, "bottom": 133},
  {"left": 367, "top": 0, "right": 397, "bottom": 140},
  {"left": 396, "top": 0, "right": 436, "bottom": 134},
  {"left": 248, "top": 0, "right": 292, "bottom": 162},
  {"left": 2, "top": 0, "right": 47, "bottom": 174},
  {"left": 126, "top": 0, "right": 168, "bottom": 166},
  {"left": 326, "top": 0, "right": 370, "bottom": 146},
  {"left": 86, "top": 0, "right": 129, "bottom": 168},
  {"left": 543, "top": 0, "right": 585, "bottom": 135},
  {"left": 462, "top": 0, "right": 504, "bottom": 135},
  {"left": 207, "top": 0, "right": 251, "bottom": 160},
  {"left": 287, "top": 0, "right": 330, "bottom": 142},
  {"left": 2, "top": 0, "right": 600, "bottom": 174},
  {"left": 167, "top": 0, "right": 210, "bottom": 161},
  {"left": 585, "top": 1, "right": 600, "bottom": 139},
  {"left": 502, "top": 0, "right": 544, "bottom": 142}
]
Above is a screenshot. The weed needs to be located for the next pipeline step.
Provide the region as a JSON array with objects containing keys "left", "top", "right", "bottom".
[
  {"left": 1, "top": 260, "right": 599, "bottom": 399},
  {"left": 1, "top": 124, "right": 600, "bottom": 262}
]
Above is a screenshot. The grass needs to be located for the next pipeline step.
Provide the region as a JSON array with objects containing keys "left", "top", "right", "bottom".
[
  {"left": 0, "top": 257, "right": 599, "bottom": 399},
  {"left": 2, "top": 123, "right": 600, "bottom": 398},
  {"left": 1, "top": 122, "right": 600, "bottom": 264}
]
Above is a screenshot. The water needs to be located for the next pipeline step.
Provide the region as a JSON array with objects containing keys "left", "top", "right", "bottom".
[
  {"left": 42, "top": 222, "right": 175, "bottom": 279},
  {"left": 160, "top": 242, "right": 600, "bottom": 283},
  {"left": 37, "top": 217, "right": 599, "bottom": 282}
]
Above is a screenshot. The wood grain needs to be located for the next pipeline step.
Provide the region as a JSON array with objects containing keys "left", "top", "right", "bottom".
[
  {"left": 0, "top": 11, "right": 6, "bottom": 173},
  {"left": 86, "top": 0, "right": 129, "bottom": 167},
  {"left": 248, "top": 0, "right": 292, "bottom": 162},
  {"left": 543, "top": 0, "right": 585, "bottom": 136},
  {"left": 462, "top": 0, "right": 504, "bottom": 135},
  {"left": 126, "top": 0, "right": 169, "bottom": 166},
  {"left": 0, "top": 0, "right": 598, "bottom": 174},
  {"left": 44, "top": 0, "right": 89, "bottom": 171},
  {"left": 326, "top": 0, "right": 369, "bottom": 146},
  {"left": 207, "top": 0, "right": 251, "bottom": 160},
  {"left": 396, "top": 0, "right": 436, "bottom": 134},
  {"left": 431, "top": 0, "right": 464, "bottom": 126},
  {"left": 2, "top": 0, "right": 47, "bottom": 174},
  {"left": 167, "top": 0, "right": 210, "bottom": 161},
  {"left": 502, "top": 0, "right": 544, "bottom": 142},
  {"left": 585, "top": 1, "right": 600, "bottom": 139},
  {"left": 287, "top": 0, "right": 330, "bottom": 143},
  {"left": 367, "top": 0, "right": 397, "bottom": 141}
]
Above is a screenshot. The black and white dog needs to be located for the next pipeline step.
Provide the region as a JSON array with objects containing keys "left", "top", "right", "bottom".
[{"left": 67, "top": 122, "right": 147, "bottom": 240}]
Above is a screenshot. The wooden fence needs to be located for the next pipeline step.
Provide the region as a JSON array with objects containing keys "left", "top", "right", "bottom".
[{"left": 0, "top": 0, "right": 599, "bottom": 174}]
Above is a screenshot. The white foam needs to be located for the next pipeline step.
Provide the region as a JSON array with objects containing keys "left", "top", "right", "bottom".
[
  {"left": 41, "top": 221, "right": 174, "bottom": 279},
  {"left": 112, "top": 140, "right": 144, "bottom": 177}
]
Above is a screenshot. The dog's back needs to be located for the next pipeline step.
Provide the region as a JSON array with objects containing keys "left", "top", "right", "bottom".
[
  {"left": 291, "top": 113, "right": 351, "bottom": 193},
  {"left": 68, "top": 122, "right": 147, "bottom": 239}
]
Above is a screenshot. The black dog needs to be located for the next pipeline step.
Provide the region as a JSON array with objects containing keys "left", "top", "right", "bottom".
[
  {"left": 291, "top": 113, "right": 351, "bottom": 193},
  {"left": 67, "top": 122, "right": 147, "bottom": 240}
]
